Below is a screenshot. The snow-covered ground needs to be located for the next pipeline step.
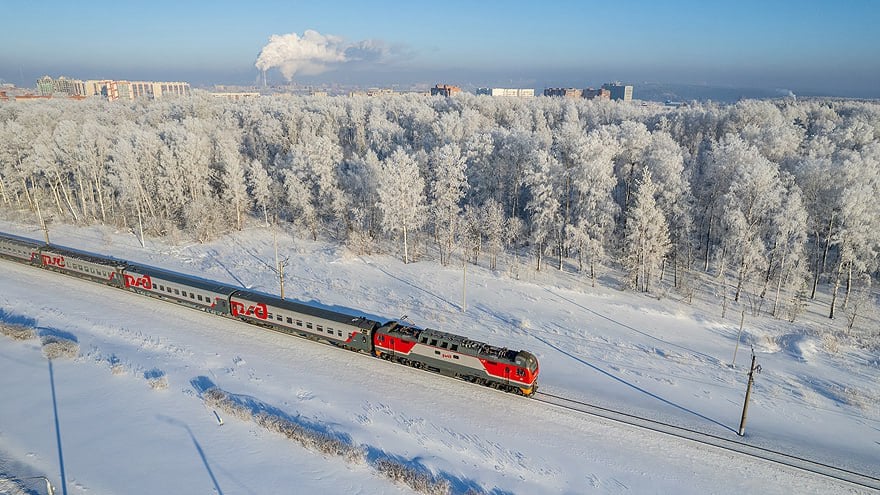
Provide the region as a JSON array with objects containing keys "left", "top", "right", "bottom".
[{"left": 1, "top": 220, "right": 878, "bottom": 494}]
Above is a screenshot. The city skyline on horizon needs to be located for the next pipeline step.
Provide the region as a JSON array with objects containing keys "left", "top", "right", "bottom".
[{"left": 3, "top": 0, "right": 879, "bottom": 98}]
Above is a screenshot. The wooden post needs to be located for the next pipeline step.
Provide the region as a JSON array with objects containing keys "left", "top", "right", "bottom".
[{"left": 738, "top": 350, "right": 760, "bottom": 436}]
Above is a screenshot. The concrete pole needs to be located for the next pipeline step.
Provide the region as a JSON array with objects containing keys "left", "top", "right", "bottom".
[{"left": 738, "top": 352, "right": 758, "bottom": 436}]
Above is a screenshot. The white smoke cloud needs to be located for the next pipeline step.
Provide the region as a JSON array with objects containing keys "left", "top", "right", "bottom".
[{"left": 255, "top": 29, "right": 395, "bottom": 82}]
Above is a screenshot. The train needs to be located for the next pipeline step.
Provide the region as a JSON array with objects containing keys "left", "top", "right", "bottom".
[{"left": 0, "top": 232, "right": 540, "bottom": 396}]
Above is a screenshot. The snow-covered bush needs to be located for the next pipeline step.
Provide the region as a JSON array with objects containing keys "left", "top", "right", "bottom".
[
  {"left": 0, "top": 476, "right": 31, "bottom": 495},
  {"left": 375, "top": 458, "right": 450, "bottom": 495},
  {"left": 0, "top": 323, "right": 36, "bottom": 341},
  {"left": 144, "top": 369, "right": 167, "bottom": 388},
  {"left": 202, "top": 387, "right": 366, "bottom": 464},
  {"left": 41, "top": 335, "right": 80, "bottom": 359}
]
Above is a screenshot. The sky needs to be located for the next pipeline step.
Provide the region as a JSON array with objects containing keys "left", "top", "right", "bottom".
[{"left": 2, "top": 0, "right": 879, "bottom": 97}]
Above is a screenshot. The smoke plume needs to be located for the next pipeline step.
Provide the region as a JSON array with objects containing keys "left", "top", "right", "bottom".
[{"left": 255, "top": 29, "right": 394, "bottom": 82}]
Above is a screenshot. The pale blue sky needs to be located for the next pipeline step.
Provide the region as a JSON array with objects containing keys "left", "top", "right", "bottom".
[{"left": 2, "top": 0, "right": 878, "bottom": 96}]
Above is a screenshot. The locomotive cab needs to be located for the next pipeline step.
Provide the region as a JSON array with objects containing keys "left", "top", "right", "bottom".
[{"left": 514, "top": 350, "right": 539, "bottom": 372}]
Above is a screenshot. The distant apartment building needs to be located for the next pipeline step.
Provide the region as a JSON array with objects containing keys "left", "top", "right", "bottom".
[
  {"left": 348, "top": 88, "right": 395, "bottom": 97},
  {"left": 431, "top": 84, "right": 461, "bottom": 97},
  {"left": 476, "top": 87, "right": 535, "bottom": 97},
  {"left": 37, "top": 76, "right": 190, "bottom": 101},
  {"left": 211, "top": 92, "right": 260, "bottom": 101},
  {"left": 602, "top": 82, "right": 633, "bottom": 101},
  {"left": 37, "top": 76, "right": 87, "bottom": 97},
  {"left": 583, "top": 87, "right": 611, "bottom": 100},
  {"left": 543, "top": 88, "right": 583, "bottom": 98}
]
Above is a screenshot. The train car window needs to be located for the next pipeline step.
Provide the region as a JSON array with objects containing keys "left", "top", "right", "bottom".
[
  {"left": 286, "top": 317, "right": 293, "bottom": 324},
  {"left": 317, "top": 325, "right": 323, "bottom": 332},
  {"left": 450, "top": 344, "right": 458, "bottom": 352},
  {"left": 167, "top": 287, "right": 173, "bottom": 293},
  {"left": 378, "top": 335, "right": 385, "bottom": 342},
  {"left": 181, "top": 291, "right": 187, "bottom": 297},
  {"left": 434, "top": 350, "right": 441, "bottom": 355},
  {"left": 337, "top": 330, "right": 343, "bottom": 337},
  {"left": 267, "top": 312, "right": 273, "bottom": 319},
  {"left": 440, "top": 342, "right": 448, "bottom": 349},
  {"left": 430, "top": 339, "right": 438, "bottom": 346},
  {"left": 190, "top": 293, "right": 195, "bottom": 299},
  {"left": 277, "top": 314, "right": 282, "bottom": 321},
  {"left": 174, "top": 289, "right": 179, "bottom": 295},
  {"left": 197, "top": 295, "right": 203, "bottom": 301},
  {"left": 296, "top": 320, "right": 302, "bottom": 327},
  {"left": 306, "top": 322, "right": 313, "bottom": 329},
  {"left": 159, "top": 285, "right": 165, "bottom": 291},
  {"left": 153, "top": 283, "right": 158, "bottom": 289},
  {"left": 421, "top": 337, "right": 428, "bottom": 344},
  {"left": 517, "top": 369, "right": 525, "bottom": 377},
  {"left": 453, "top": 355, "right": 459, "bottom": 359}
]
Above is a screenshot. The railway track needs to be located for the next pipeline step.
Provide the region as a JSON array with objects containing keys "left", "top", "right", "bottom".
[{"left": 535, "top": 391, "right": 880, "bottom": 492}]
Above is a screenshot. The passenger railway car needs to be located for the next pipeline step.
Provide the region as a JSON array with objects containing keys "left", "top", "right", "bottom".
[
  {"left": 229, "top": 289, "right": 378, "bottom": 353},
  {"left": 0, "top": 232, "right": 540, "bottom": 396}
]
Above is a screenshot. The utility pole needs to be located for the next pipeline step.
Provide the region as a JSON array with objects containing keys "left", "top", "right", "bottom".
[
  {"left": 731, "top": 310, "right": 745, "bottom": 367},
  {"left": 34, "top": 190, "right": 50, "bottom": 245},
  {"left": 462, "top": 260, "right": 467, "bottom": 312},
  {"left": 738, "top": 348, "right": 762, "bottom": 436}
]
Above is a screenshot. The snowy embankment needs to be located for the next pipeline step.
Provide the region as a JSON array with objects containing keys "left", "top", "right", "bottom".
[{"left": 0, "top": 220, "right": 878, "bottom": 494}]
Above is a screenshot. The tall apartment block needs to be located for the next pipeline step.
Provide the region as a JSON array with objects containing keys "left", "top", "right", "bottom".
[
  {"left": 543, "top": 88, "right": 583, "bottom": 98},
  {"left": 476, "top": 88, "right": 535, "bottom": 97},
  {"left": 602, "top": 82, "right": 633, "bottom": 101}
]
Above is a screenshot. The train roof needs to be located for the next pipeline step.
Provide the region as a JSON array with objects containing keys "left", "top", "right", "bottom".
[
  {"left": 381, "top": 323, "right": 519, "bottom": 362},
  {"left": 41, "top": 244, "right": 127, "bottom": 268},
  {"left": 234, "top": 289, "right": 380, "bottom": 330},
  {"left": 125, "top": 262, "right": 239, "bottom": 295},
  {"left": 0, "top": 232, "right": 44, "bottom": 248}
]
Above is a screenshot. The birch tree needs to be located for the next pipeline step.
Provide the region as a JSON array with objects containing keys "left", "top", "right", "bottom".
[
  {"left": 623, "top": 168, "right": 670, "bottom": 292},
  {"left": 377, "top": 148, "right": 427, "bottom": 263}
]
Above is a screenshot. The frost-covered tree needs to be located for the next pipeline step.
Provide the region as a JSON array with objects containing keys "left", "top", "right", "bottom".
[
  {"left": 246, "top": 159, "right": 272, "bottom": 226},
  {"left": 214, "top": 129, "right": 249, "bottom": 231},
  {"left": 428, "top": 143, "right": 468, "bottom": 265},
  {"left": 623, "top": 168, "right": 670, "bottom": 292},
  {"left": 482, "top": 199, "right": 506, "bottom": 270},
  {"left": 524, "top": 149, "right": 562, "bottom": 271},
  {"left": 828, "top": 145, "right": 880, "bottom": 318},
  {"left": 643, "top": 130, "right": 694, "bottom": 286},
  {"left": 567, "top": 127, "right": 619, "bottom": 283},
  {"left": 767, "top": 182, "right": 810, "bottom": 318},
  {"left": 715, "top": 136, "right": 784, "bottom": 302},
  {"left": 376, "top": 148, "right": 427, "bottom": 263}
]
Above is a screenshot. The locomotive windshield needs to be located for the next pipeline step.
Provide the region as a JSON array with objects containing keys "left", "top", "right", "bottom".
[{"left": 515, "top": 351, "right": 539, "bottom": 371}]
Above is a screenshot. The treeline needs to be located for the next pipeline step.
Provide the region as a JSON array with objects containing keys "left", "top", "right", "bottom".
[{"left": 0, "top": 93, "right": 878, "bottom": 323}]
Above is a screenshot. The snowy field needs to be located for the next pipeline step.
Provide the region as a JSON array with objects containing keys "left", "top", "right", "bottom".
[{"left": 1, "top": 220, "right": 878, "bottom": 494}]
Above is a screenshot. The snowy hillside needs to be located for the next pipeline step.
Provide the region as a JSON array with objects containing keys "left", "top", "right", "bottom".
[{"left": 1, "top": 220, "right": 878, "bottom": 494}]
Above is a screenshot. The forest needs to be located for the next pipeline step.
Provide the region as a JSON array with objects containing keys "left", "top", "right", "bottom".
[{"left": 0, "top": 93, "right": 878, "bottom": 341}]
